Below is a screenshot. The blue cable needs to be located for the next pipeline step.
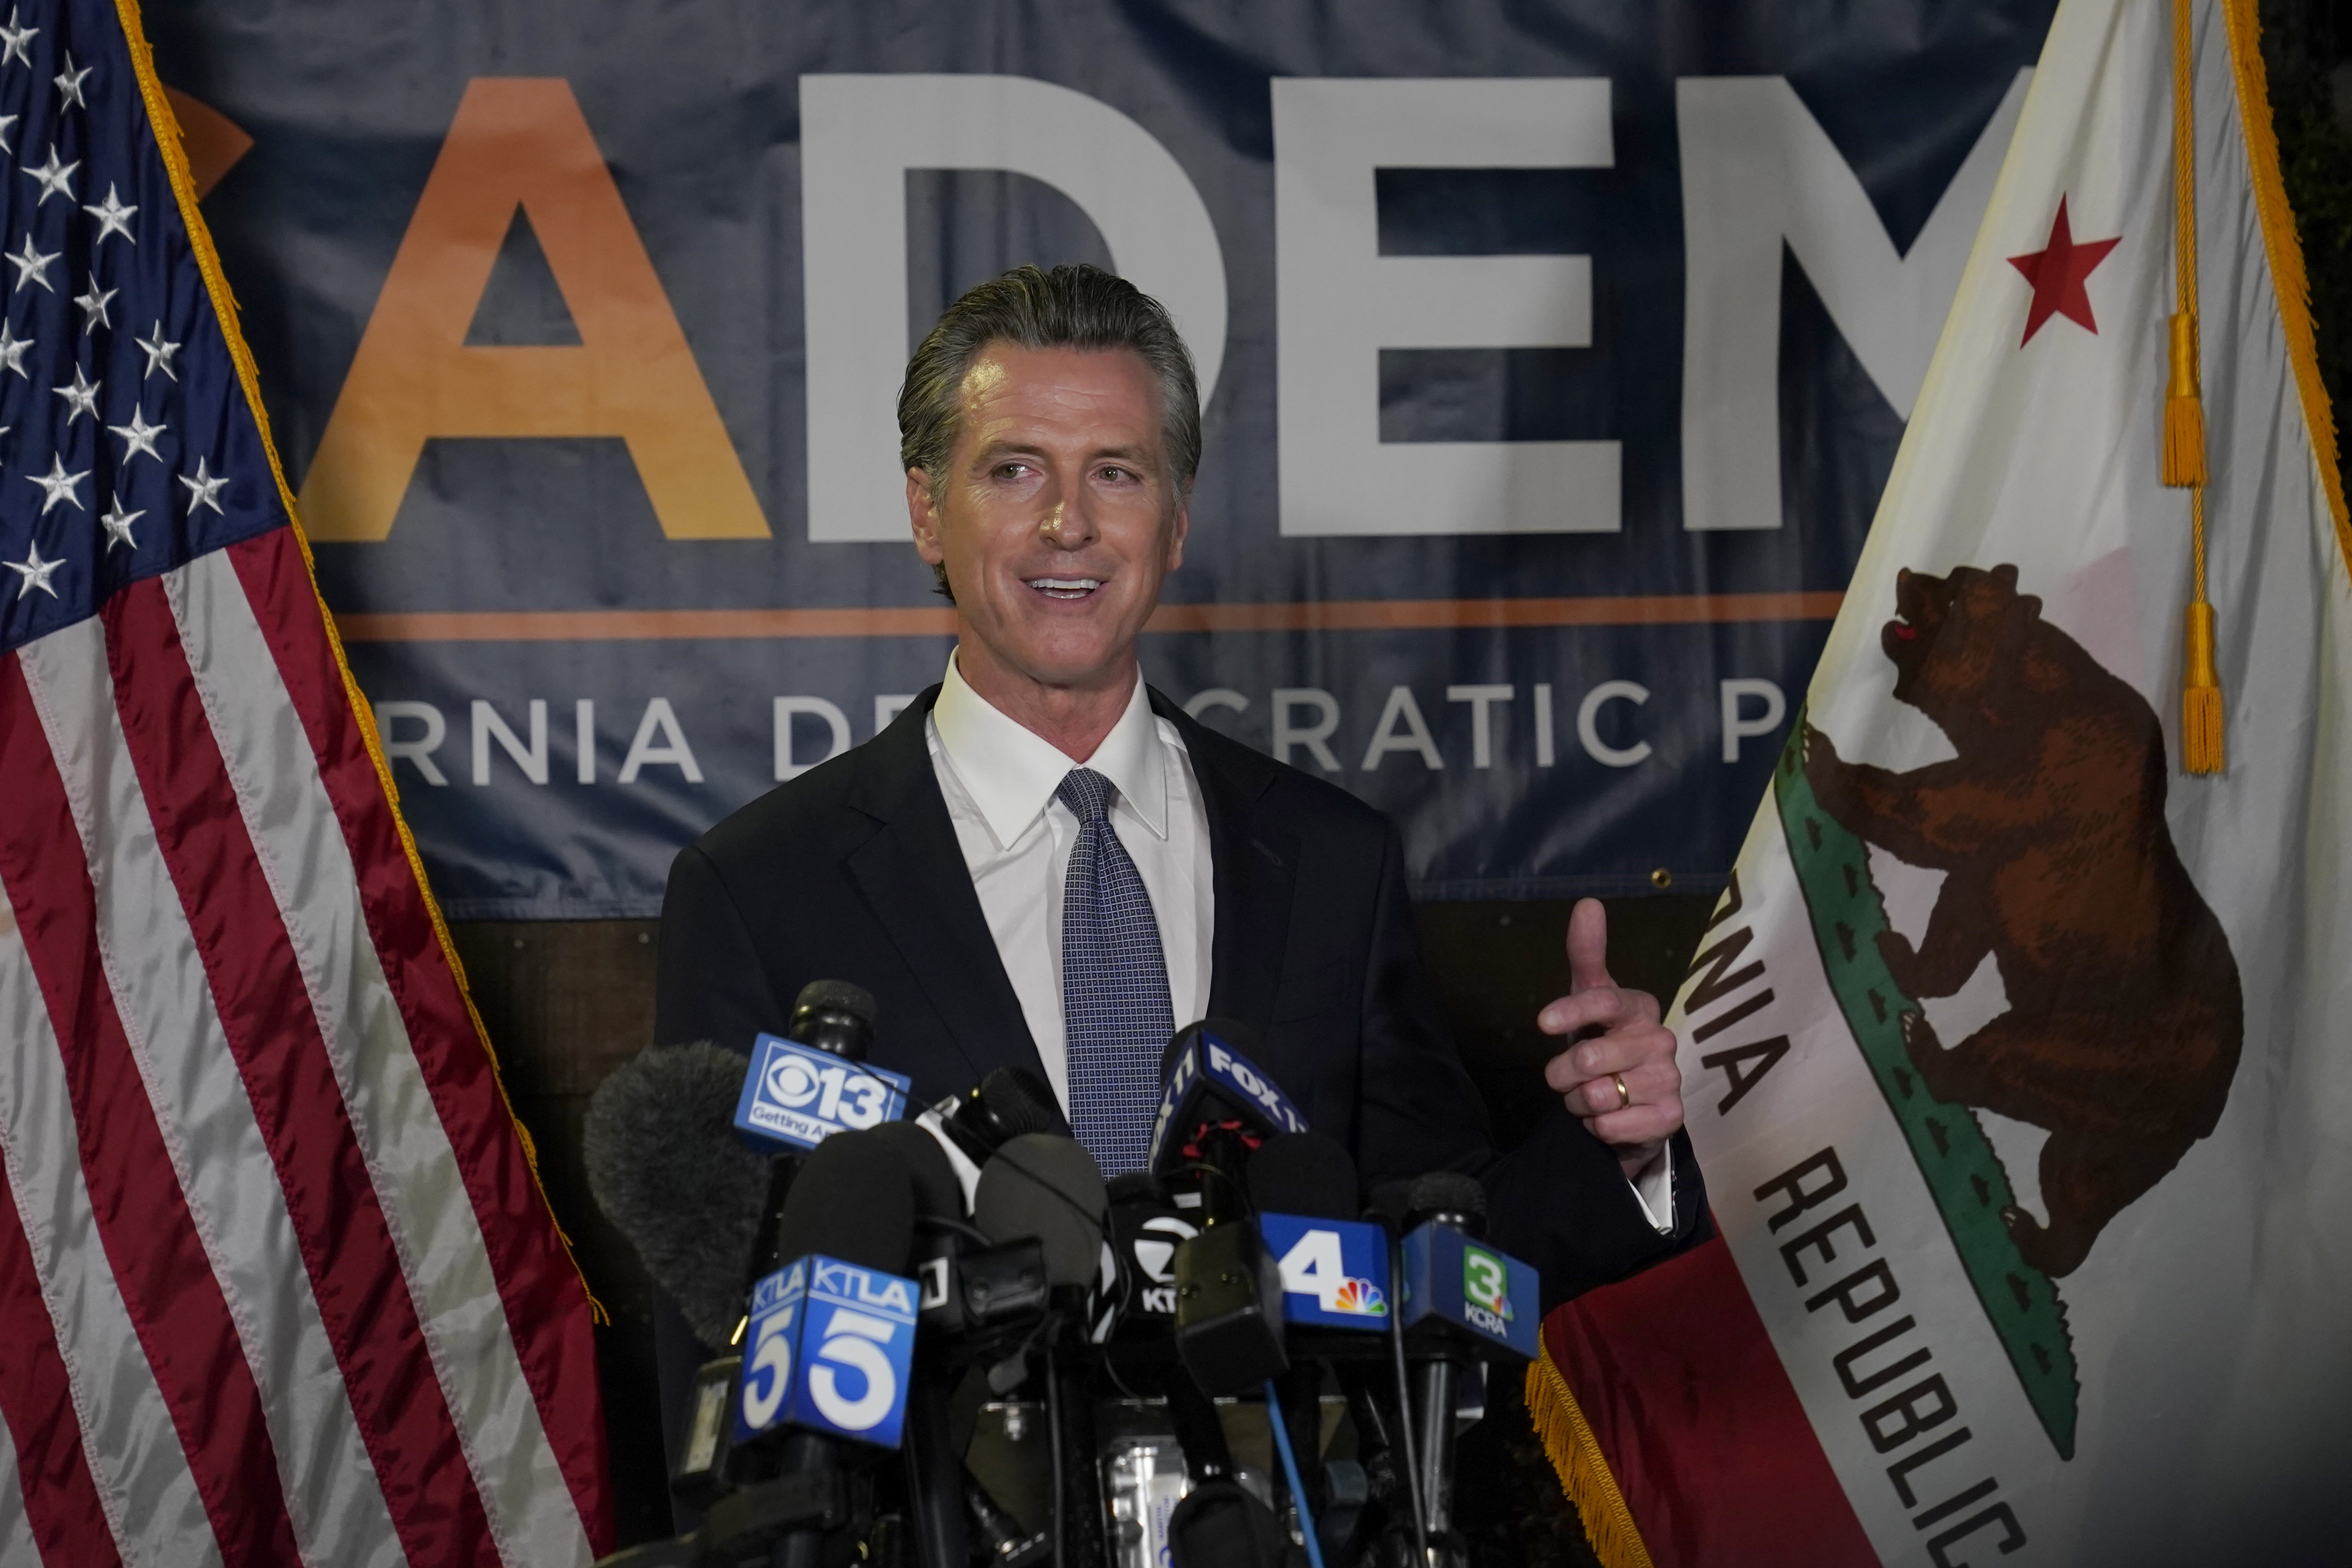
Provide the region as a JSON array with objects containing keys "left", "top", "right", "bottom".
[{"left": 1263, "top": 1379, "right": 1330, "bottom": 1568}]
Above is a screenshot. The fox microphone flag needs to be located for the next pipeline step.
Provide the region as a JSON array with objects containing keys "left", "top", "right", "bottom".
[
  {"left": 1528, "top": 1, "right": 2352, "bottom": 1564},
  {"left": 0, "top": 3, "right": 609, "bottom": 1564}
]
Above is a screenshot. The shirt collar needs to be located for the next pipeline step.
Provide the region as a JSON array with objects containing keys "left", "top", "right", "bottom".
[{"left": 931, "top": 651, "right": 1170, "bottom": 848}]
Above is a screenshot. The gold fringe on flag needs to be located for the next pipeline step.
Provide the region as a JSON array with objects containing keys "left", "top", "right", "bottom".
[
  {"left": 1525, "top": 1351, "right": 1656, "bottom": 1568},
  {"left": 2172, "top": 0, "right": 2225, "bottom": 772}
]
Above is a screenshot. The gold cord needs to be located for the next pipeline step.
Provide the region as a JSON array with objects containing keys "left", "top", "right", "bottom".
[{"left": 2174, "top": 0, "right": 2226, "bottom": 772}]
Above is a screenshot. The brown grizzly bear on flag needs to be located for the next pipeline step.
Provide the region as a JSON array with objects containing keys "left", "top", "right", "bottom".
[{"left": 1802, "top": 563, "right": 2242, "bottom": 1277}]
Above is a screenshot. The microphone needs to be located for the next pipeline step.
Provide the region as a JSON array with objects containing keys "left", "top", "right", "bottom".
[
  {"left": 867, "top": 1120, "right": 1056, "bottom": 1568},
  {"left": 972, "top": 1135, "right": 1113, "bottom": 1568},
  {"left": 1105, "top": 1171, "right": 1195, "bottom": 1330},
  {"left": 737, "top": 982, "right": 913, "bottom": 1314},
  {"left": 1245, "top": 1133, "right": 1390, "bottom": 1566},
  {"left": 1147, "top": 1020, "right": 1309, "bottom": 1207},
  {"left": 1151, "top": 1023, "right": 1296, "bottom": 1398},
  {"left": 1382, "top": 1173, "right": 1539, "bottom": 1564},
  {"left": 582, "top": 1040, "right": 773, "bottom": 1349},
  {"left": 730, "top": 1128, "right": 920, "bottom": 1568},
  {"left": 734, "top": 980, "right": 909, "bottom": 1159},
  {"left": 916, "top": 1065, "right": 1063, "bottom": 1214}
]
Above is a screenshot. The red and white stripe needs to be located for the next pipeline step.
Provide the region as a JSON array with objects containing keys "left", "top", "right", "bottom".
[{"left": 0, "top": 528, "right": 609, "bottom": 1565}]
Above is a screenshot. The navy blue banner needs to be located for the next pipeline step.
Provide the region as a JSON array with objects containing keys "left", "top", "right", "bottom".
[{"left": 144, "top": 0, "right": 2057, "bottom": 916}]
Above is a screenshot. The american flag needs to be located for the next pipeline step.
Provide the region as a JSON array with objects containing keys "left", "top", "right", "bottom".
[{"left": 0, "top": 3, "right": 609, "bottom": 1563}]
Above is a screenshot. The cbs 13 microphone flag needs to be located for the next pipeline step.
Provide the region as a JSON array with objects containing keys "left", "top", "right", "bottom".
[
  {"left": 1528, "top": 0, "right": 2352, "bottom": 1564},
  {"left": 0, "top": 3, "right": 610, "bottom": 1565}
]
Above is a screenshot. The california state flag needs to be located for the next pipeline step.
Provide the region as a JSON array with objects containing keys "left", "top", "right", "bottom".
[{"left": 1526, "top": 1, "right": 2352, "bottom": 1563}]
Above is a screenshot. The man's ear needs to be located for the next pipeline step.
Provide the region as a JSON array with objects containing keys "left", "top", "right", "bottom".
[
  {"left": 907, "top": 469, "right": 945, "bottom": 565},
  {"left": 1165, "top": 488, "right": 1191, "bottom": 573}
]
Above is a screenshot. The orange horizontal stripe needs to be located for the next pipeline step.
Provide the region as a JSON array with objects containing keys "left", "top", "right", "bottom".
[{"left": 331, "top": 592, "right": 1843, "bottom": 643}]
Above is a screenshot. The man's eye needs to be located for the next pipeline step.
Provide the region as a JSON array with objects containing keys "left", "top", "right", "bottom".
[
  {"left": 1099, "top": 466, "right": 1132, "bottom": 483},
  {"left": 994, "top": 462, "right": 1030, "bottom": 479}
]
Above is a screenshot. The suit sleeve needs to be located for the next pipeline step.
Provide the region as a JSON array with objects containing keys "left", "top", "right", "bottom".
[
  {"left": 653, "top": 842, "right": 788, "bottom": 1054},
  {"left": 1354, "top": 822, "right": 1710, "bottom": 1311}
]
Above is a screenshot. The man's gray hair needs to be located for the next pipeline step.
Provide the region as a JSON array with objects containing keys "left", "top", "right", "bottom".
[{"left": 898, "top": 262, "right": 1203, "bottom": 504}]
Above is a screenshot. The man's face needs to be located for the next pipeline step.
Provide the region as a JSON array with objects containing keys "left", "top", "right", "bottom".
[{"left": 908, "top": 342, "right": 1188, "bottom": 696}]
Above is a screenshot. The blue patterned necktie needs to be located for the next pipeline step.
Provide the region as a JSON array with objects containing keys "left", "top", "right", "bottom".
[{"left": 1056, "top": 767, "right": 1175, "bottom": 1174}]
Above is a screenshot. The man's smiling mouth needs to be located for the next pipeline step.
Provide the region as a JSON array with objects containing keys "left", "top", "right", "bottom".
[{"left": 1026, "top": 577, "right": 1103, "bottom": 599}]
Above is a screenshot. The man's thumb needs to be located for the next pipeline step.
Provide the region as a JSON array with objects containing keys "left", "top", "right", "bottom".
[{"left": 1566, "top": 897, "right": 1612, "bottom": 992}]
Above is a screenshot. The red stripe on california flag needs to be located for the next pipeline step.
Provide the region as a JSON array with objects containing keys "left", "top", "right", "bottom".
[
  {"left": 1543, "top": 1232, "right": 1876, "bottom": 1567},
  {"left": 97, "top": 580, "right": 500, "bottom": 1567},
  {"left": 225, "top": 528, "right": 612, "bottom": 1547},
  {"left": 0, "top": 1153, "right": 122, "bottom": 1568},
  {"left": 0, "top": 653, "right": 302, "bottom": 1568}
]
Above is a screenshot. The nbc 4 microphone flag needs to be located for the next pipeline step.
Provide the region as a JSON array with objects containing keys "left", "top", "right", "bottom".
[
  {"left": 1528, "top": 0, "right": 2352, "bottom": 1563},
  {"left": 0, "top": 3, "right": 610, "bottom": 1563}
]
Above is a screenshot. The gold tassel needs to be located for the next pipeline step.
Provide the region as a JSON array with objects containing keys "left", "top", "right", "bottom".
[
  {"left": 2171, "top": 0, "right": 2225, "bottom": 778},
  {"left": 2184, "top": 600, "right": 2226, "bottom": 773},
  {"left": 2163, "top": 312, "right": 2207, "bottom": 485},
  {"left": 1524, "top": 1353, "right": 1657, "bottom": 1568}
]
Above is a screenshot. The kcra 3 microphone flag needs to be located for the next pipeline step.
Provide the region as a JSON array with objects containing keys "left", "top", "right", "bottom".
[
  {"left": 0, "top": 2, "right": 608, "bottom": 1562},
  {"left": 1531, "top": 1, "right": 2352, "bottom": 1564}
]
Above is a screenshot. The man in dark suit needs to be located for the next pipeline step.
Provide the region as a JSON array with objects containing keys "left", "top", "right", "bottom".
[{"left": 656, "top": 263, "right": 1703, "bottom": 1332}]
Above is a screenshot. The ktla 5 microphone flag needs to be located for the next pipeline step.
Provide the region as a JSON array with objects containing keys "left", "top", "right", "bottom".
[
  {"left": 1527, "top": 0, "right": 2352, "bottom": 1563},
  {"left": 0, "top": 2, "right": 609, "bottom": 1563}
]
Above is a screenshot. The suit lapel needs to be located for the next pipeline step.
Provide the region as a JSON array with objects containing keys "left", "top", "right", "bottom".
[
  {"left": 1159, "top": 693, "right": 1298, "bottom": 1039},
  {"left": 840, "top": 688, "right": 1056, "bottom": 1099}
]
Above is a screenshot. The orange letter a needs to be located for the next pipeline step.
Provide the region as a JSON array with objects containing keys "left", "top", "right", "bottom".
[{"left": 300, "top": 79, "right": 768, "bottom": 540}]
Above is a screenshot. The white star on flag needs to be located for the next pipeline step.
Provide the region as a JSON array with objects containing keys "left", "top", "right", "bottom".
[
  {"left": 24, "top": 144, "right": 78, "bottom": 204},
  {"left": 53, "top": 51, "right": 88, "bottom": 108},
  {"left": 136, "top": 320, "right": 179, "bottom": 380},
  {"left": 28, "top": 454, "right": 87, "bottom": 514},
  {"left": 0, "top": 9, "right": 35, "bottom": 69},
  {"left": 0, "top": 321, "right": 30, "bottom": 377},
  {"left": 8, "top": 234, "right": 57, "bottom": 293},
  {"left": 75, "top": 280, "right": 115, "bottom": 334},
  {"left": 5, "top": 538, "right": 61, "bottom": 597},
  {"left": 84, "top": 183, "right": 135, "bottom": 245},
  {"left": 53, "top": 365, "right": 99, "bottom": 423},
  {"left": 108, "top": 406, "right": 164, "bottom": 463},
  {"left": 99, "top": 498, "right": 141, "bottom": 550},
  {"left": 0, "top": 113, "right": 16, "bottom": 155},
  {"left": 180, "top": 455, "right": 228, "bottom": 515}
]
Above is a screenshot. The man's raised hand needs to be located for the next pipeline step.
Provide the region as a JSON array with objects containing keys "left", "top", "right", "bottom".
[{"left": 1537, "top": 897, "right": 1685, "bottom": 1180}]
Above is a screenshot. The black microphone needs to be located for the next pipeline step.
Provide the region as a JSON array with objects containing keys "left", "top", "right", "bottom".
[
  {"left": 973, "top": 1135, "right": 1113, "bottom": 1568},
  {"left": 1379, "top": 1171, "right": 1498, "bottom": 1568},
  {"left": 741, "top": 981, "right": 886, "bottom": 1292},
  {"left": 870, "top": 1121, "right": 1063, "bottom": 1568},
  {"left": 928, "top": 1066, "right": 1063, "bottom": 1166},
  {"left": 1097, "top": 1168, "right": 1262, "bottom": 1568},
  {"left": 582, "top": 1040, "right": 773, "bottom": 1349},
  {"left": 1105, "top": 1171, "right": 1194, "bottom": 1332},
  {"left": 1242, "top": 1133, "right": 1365, "bottom": 1558},
  {"left": 908, "top": 1065, "right": 1063, "bottom": 1219},
  {"left": 732, "top": 1128, "right": 915, "bottom": 1568},
  {"left": 1152, "top": 1023, "right": 1294, "bottom": 1398}
]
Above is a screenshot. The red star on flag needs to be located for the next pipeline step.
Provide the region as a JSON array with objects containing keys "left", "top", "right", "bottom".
[{"left": 2007, "top": 195, "right": 2122, "bottom": 345}]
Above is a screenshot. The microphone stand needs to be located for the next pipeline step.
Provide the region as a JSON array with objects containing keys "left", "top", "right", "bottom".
[{"left": 1385, "top": 1231, "right": 1433, "bottom": 1567}]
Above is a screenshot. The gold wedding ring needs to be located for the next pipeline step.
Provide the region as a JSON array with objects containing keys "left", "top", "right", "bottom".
[{"left": 1611, "top": 1072, "right": 1632, "bottom": 1110}]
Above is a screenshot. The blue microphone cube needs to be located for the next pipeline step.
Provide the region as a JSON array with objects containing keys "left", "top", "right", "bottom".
[
  {"left": 1146, "top": 1029, "right": 1309, "bottom": 1167},
  {"left": 733, "top": 1255, "right": 920, "bottom": 1449},
  {"left": 1399, "top": 1226, "right": 1539, "bottom": 1359},
  {"left": 1257, "top": 1212, "right": 1391, "bottom": 1328},
  {"left": 733, "top": 1033, "right": 912, "bottom": 1152}
]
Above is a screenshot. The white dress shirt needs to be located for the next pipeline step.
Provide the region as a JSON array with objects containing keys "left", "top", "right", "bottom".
[{"left": 925, "top": 652, "right": 1672, "bottom": 1231}]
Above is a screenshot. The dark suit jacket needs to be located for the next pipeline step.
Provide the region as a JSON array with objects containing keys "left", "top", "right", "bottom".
[{"left": 655, "top": 683, "right": 1706, "bottom": 1313}]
